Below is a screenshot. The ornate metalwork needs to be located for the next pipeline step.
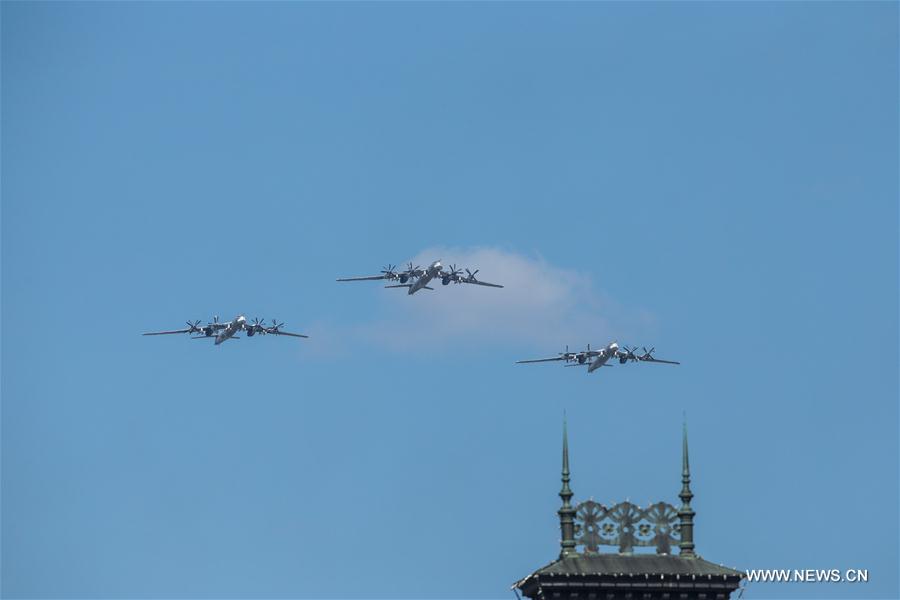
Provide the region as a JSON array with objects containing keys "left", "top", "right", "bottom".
[{"left": 574, "top": 500, "right": 680, "bottom": 555}]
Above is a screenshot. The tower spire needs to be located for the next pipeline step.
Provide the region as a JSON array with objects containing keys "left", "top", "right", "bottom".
[
  {"left": 558, "top": 413, "right": 577, "bottom": 558},
  {"left": 678, "top": 417, "right": 696, "bottom": 557}
]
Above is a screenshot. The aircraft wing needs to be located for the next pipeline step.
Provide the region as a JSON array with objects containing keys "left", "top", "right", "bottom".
[
  {"left": 337, "top": 274, "right": 391, "bottom": 282},
  {"left": 385, "top": 284, "right": 433, "bottom": 290},
  {"left": 461, "top": 279, "right": 503, "bottom": 288},
  {"left": 268, "top": 330, "right": 309, "bottom": 338},
  {"left": 143, "top": 328, "right": 192, "bottom": 336},
  {"left": 640, "top": 357, "right": 680, "bottom": 365},
  {"left": 516, "top": 356, "right": 567, "bottom": 364}
]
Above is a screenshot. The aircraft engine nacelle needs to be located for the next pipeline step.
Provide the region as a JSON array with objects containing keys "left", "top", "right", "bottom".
[
  {"left": 577, "top": 355, "right": 587, "bottom": 364},
  {"left": 246, "top": 329, "right": 255, "bottom": 337},
  {"left": 441, "top": 276, "right": 451, "bottom": 285},
  {"left": 203, "top": 327, "right": 214, "bottom": 336},
  {"left": 619, "top": 356, "right": 628, "bottom": 364},
  {"left": 399, "top": 274, "right": 409, "bottom": 284}
]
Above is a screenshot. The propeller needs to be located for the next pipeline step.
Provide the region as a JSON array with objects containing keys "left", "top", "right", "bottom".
[
  {"left": 200, "top": 316, "right": 219, "bottom": 336},
  {"left": 381, "top": 264, "right": 398, "bottom": 278},
  {"left": 270, "top": 319, "right": 285, "bottom": 333},
  {"left": 465, "top": 268, "right": 479, "bottom": 282},
  {"left": 619, "top": 345, "right": 638, "bottom": 363},
  {"left": 185, "top": 320, "right": 202, "bottom": 334},
  {"left": 440, "top": 263, "right": 464, "bottom": 284},
  {"left": 641, "top": 346, "right": 656, "bottom": 360},
  {"left": 251, "top": 317, "right": 267, "bottom": 333}
]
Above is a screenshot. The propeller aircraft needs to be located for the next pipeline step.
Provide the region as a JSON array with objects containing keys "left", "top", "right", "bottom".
[
  {"left": 337, "top": 260, "right": 503, "bottom": 295},
  {"left": 143, "top": 315, "right": 308, "bottom": 345},
  {"left": 516, "top": 341, "right": 679, "bottom": 374}
]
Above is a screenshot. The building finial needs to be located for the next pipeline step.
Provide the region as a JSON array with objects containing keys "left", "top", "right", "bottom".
[
  {"left": 678, "top": 416, "right": 696, "bottom": 557},
  {"left": 562, "top": 412, "right": 571, "bottom": 485},
  {"left": 558, "top": 412, "right": 577, "bottom": 559}
]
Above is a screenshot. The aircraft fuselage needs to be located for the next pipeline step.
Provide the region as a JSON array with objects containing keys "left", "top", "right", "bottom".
[
  {"left": 215, "top": 315, "right": 246, "bottom": 345},
  {"left": 587, "top": 341, "right": 619, "bottom": 372},
  {"left": 408, "top": 261, "right": 442, "bottom": 295}
]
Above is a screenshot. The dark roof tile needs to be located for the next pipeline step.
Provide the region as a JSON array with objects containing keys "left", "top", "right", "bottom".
[{"left": 514, "top": 554, "right": 744, "bottom": 590}]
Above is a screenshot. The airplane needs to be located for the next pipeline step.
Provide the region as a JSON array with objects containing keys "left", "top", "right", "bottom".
[
  {"left": 516, "top": 342, "right": 679, "bottom": 373},
  {"left": 337, "top": 260, "right": 503, "bottom": 295},
  {"left": 143, "top": 315, "right": 308, "bottom": 345}
]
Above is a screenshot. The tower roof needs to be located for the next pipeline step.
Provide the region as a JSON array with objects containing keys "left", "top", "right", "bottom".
[
  {"left": 513, "top": 418, "right": 743, "bottom": 599},
  {"left": 516, "top": 554, "right": 743, "bottom": 580},
  {"left": 513, "top": 554, "right": 744, "bottom": 598}
]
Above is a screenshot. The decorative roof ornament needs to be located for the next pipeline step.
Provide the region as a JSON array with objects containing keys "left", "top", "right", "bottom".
[
  {"left": 513, "top": 416, "right": 743, "bottom": 600},
  {"left": 574, "top": 499, "right": 680, "bottom": 554},
  {"left": 552, "top": 417, "right": 698, "bottom": 557},
  {"left": 678, "top": 417, "right": 696, "bottom": 557},
  {"left": 558, "top": 414, "right": 578, "bottom": 558}
]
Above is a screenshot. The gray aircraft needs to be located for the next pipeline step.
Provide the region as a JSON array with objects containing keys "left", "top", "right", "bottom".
[
  {"left": 517, "top": 341, "right": 679, "bottom": 373},
  {"left": 143, "top": 315, "right": 308, "bottom": 345},
  {"left": 337, "top": 260, "right": 503, "bottom": 295}
]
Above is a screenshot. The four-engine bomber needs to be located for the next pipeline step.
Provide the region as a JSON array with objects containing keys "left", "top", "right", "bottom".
[
  {"left": 517, "top": 341, "right": 679, "bottom": 374},
  {"left": 143, "top": 315, "right": 308, "bottom": 346},
  {"left": 337, "top": 259, "right": 503, "bottom": 295}
]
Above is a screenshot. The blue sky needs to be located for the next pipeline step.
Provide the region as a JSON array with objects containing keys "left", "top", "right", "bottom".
[{"left": 2, "top": 2, "right": 897, "bottom": 599}]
